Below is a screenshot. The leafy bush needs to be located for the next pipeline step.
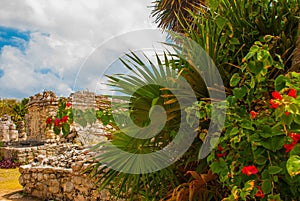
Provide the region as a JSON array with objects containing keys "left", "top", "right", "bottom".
[
  {"left": 186, "top": 39, "right": 300, "bottom": 200},
  {"left": 45, "top": 98, "right": 73, "bottom": 136},
  {"left": 87, "top": 0, "right": 299, "bottom": 200}
]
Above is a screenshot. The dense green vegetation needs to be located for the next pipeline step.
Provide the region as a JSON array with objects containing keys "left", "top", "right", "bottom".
[
  {"left": 0, "top": 98, "right": 28, "bottom": 123},
  {"left": 40, "top": 0, "right": 300, "bottom": 200}
]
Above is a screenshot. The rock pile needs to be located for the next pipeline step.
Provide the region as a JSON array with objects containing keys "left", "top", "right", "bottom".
[
  {"left": 18, "top": 143, "right": 117, "bottom": 201},
  {"left": 0, "top": 115, "right": 20, "bottom": 142}
]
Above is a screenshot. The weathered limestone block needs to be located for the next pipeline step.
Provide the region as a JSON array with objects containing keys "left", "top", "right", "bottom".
[
  {"left": 63, "top": 181, "right": 74, "bottom": 193},
  {"left": 2, "top": 125, "right": 10, "bottom": 141}
]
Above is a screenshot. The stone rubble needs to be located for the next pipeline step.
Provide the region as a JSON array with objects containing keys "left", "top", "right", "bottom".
[
  {"left": 18, "top": 143, "right": 119, "bottom": 201},
  {"left": 0, "top": 115, "right": 20, "bottom": 142},
  {"left": 0, "top": 90, "right": 121, "bottom": 201}
]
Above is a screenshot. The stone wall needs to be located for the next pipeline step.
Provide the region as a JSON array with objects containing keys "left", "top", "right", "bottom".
[
  {"left": 0, "top": 143, "right": 59, "bottom": 163},
  {"left": 68, "top": 91, "right": 110, "bottom": 145},
  {"left": 26, "top": 91, "right": 58, "bottom": 141},
  {"left": 24, "top": 90, "right": 110, "bottom": 145},
  {"left": 18, "top": 143, "right": 118, "bottom": 201},
  {"left": 0, "top": 115, "right": 20, "bottom": 142}
]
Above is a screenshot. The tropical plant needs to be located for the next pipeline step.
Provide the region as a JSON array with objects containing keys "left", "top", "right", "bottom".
[
  {"left": 185, "top": 39, "right": 300, "bottom": 200},
  {"left": 0, "top": 99, "right": 18, "bottom": 118},
  {"left": 87, "top": 52, "right": 203, "bottom": 200},
  {"left": 45, "top": 98, "right": 73, "bottom": 136},
  {"left": 153, "top": 0, "right": 299, "bottom": 86},
  {"left": 11, "top": 98, "right": 28, "bottom": 122},
  {"left": 88, "top": 0, "right": 299, "bottom": 200},
  {"left": 151, "top": 0, "right": 205, "bottom": 32}
]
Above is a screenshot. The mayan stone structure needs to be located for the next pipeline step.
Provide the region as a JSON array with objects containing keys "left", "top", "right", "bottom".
[
  {"left": 68, "top": 91, "right": 110, "bottom": 145},
  {"left": 69, "top": 91, "right": 109, "bottom": 111},
  {"left": 0, "top": 115, "right": 19, "bottom": 142},
  {"left": 26, "top": 91, "right": 59, "bottom": 141}
]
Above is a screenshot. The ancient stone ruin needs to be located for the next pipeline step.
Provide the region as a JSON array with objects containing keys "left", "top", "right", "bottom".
[
  {"left": 26, "top": 91, "right": 59, "bottom": 141},
  {"left": 0, "top": 115, "right": 23, "bottom": 142},
  {"left": 0, "top": 90, "right": 116, "bottom": 201}
]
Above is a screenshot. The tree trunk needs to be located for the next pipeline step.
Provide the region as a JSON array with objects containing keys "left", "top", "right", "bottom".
[{"left": 290, "top": 18, "right": 300, "bottom": 72}]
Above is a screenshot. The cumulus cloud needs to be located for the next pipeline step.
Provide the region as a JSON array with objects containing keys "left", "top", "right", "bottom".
[{"left": 0, "top": 0, "right": 162, "bottom": 99}]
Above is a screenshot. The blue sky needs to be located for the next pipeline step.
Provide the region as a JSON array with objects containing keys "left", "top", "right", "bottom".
[
  {"left": 0, "top": 26, "right": 30, "bottom": 52},
  {"left": 0, "top": 0, "right": 163, "bottom": 99}
]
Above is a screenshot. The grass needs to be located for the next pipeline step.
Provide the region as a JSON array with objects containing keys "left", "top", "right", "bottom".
[{"left": 0, "top": 168, "right": 22, "bottom": 191}]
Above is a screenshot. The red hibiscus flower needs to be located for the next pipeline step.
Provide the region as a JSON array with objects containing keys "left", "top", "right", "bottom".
[
  {"left": 284, "top": 133, "right": 300, "bottom": 153},
  {"left": 217, "top": 152, "right": 227, "bottom": 158},
  {"left": 54, "top": 118, "right": 60, "bottom": 127},
  {"left": 287, "top": 88, "right": 297, "bottom": 98},
  {"left": 270, "top": 99, "right": 279, "bottom": 109},
  {"left": 66, "top": 102, "right": 71, "bottom": 108},
  {"left": 284, "top": 143, "right": 296, "bottom": 153},
  {"left": 241, "top": 165, "right": 258, "bottom": 176},
  {"left": 218, "top": 145, "right": 223, "bottom": 151},
  {"left": 285, "top": 111, "right": 290, "bottom": 116},
  {"left": 46, "top": 117, "right": 53, "bottom": 124},
  {"left": 61, "top": 116, "right": 68, "bottom": 123},
  {"left": 290, "top": 132, "right": 300, "bottom": 142},
  {"left": 255, "top": 186, "right": 265, "bottom": 199},
  {"left": 250, "top": 111, "right": 258, "bottom": 119},
  {"left": 272, "top": 90, "right": 282, "bottom": 100}
]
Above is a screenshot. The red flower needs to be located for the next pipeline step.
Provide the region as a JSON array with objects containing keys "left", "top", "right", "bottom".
[
  {"left": 284, "top": 143, "right": 296, "bottom": 153},
  {"left": 241, "top": 165, "right": 258, "bottom": 176},
  {"left": 287, "top": 88, "right": 297, "bottom": 98},
  {"left": 55, "top": 118, "right": 60, "bottom": 127},
  {"left": 290, "top": 132, "right": 300, "bottom": 142},
  {"left": 66, "top": 102, "right": 71, "bottom": 108},
  {"left": 61, "top": 116, "right": 68, "bottom": 123},
  {"left": 284, "top": 133, "right": 300, "bottom": 153},
  {"left": 250, "top": 111, "right": 258, "bottom": 119},
  {"left": 46, "top": 117, "right": 53, "bottom": 124},
  {"left": 255, "top": 186, "right": 265, "bottom": 199},
  {"left": 270, "top": 99, "right": 279, "bottom": 109},
  {"left": 217, "top": 152, "right": 227, "bottom": 158},
  {"left": 272, "top": 91, "right": 282, "bottom": 100},
  {"left": 218, "top": 145, "right": 223, "bottom": 151},
  {"left": 285, "top": 111, "right": 290, "bottom": 116}
]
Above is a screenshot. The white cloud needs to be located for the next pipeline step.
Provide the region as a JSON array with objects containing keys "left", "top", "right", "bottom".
[{"left": 0, "top": 0, "right": 162, "bottom": 99}]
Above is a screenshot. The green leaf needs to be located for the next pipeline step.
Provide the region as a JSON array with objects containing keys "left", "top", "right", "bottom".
[
  {"left": 267, "top": 194, "right": 282, "bottom": 201},
  {"left": 290, "top": 144, "right": 300, "bottom": 156},
  {"left": 244, "top": 45, "right": 259, "bottom": 61},
  {"left": 268, "top": 166, "right": 283, "bottom": 174},
  {"left": 62, "top": 124, "right": 70, "bottom": 136},
  {"left": 275, "top": 75, "right": 286, "bottom": 91},
  {"left": 215, "top": 16, "right": 226, "bottom": 30},
  {"left": 230, "top": 127, "right": 239, "bottom": 136},
  {"left": 261, "top": 179, "right": 272, "bottom": 194},
  {"left": 260, "top": 136, "right": 285, "bottom": 152},
  {"left": 294, "top": 115, "right": 300, "bottom": 124},
  {"left": 209, "top": 0, "right": 219, "bottom": 12},
  {"left": 230, "top": 37, "right": 240, "bottom": 45},
  {"left": 233, "top": 86, "right": 247, "bottom": 99},
  {"left": 240, "top": 120, "right": 254, "bottom": 130},
  {"left": 53, "top": 126, "right": 61, "bottom": 135},
  {"left": 287, "top": 155, "right": 300, "bottom": 177},
  {"left": 289, "top": 104, "right": 299, "bottom": 114},
  {"left": 230, "top": 73, "right": 241, "bottom": 87},
  {"left": 227, "top": 96, "right": 237, "bottom": 106},
  {"left": 282, "top": 113, "right": 293, "bottom": 127},
  {"left": 255, "top": 156, "right": 267, "bottom": 165},
  {"left": 261, "top": 169, "right": 271, "bottom": 180},
  {"left": 210, "top": 158, "right": 228, "bottom": 176},
  {"left": 250, "top": 75, "right": 255, "bottom": 89},
  {"left": 248, "top": 60, "right": 263, "bottom": 74}
]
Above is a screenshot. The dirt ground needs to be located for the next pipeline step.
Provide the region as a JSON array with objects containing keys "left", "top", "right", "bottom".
[
  {"left": 0, "top": 168, "right": 42, "bottom": 201},
  {"left": 0, "top": 190, "right": 42, "bottom": 201}
]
